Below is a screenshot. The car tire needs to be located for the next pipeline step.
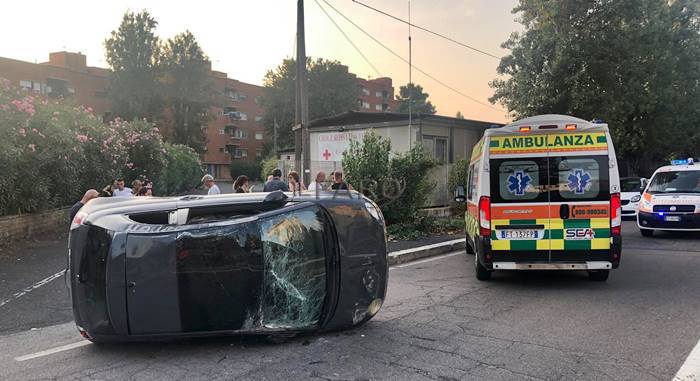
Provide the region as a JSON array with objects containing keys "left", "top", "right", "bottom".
[
  {"left": 640, "top": 228, "right": 654, "bottom": 237},
  {"left": 475, "top": 252, "right": 491, "bottom": 281},
  {"left": 588, "top": 270, "right": 609, "bottom": 282},
  {"left": 465, "top": 235, "right": 475, "bottom": 255}
]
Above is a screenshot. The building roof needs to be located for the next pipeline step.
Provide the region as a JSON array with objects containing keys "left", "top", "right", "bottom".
[{"left": 308, "top": 111, "right": 503, "bottom": 129}]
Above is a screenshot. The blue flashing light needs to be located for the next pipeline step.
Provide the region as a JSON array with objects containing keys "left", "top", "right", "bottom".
[
  {"left": 591, "top": 118, "right": 605, "bottom": 123},
  {"left": 671, "top": 159, "right": 688, "bottom": 165},
  {"left": 658, "top": 212, "right": 664, "bottom": 216}
]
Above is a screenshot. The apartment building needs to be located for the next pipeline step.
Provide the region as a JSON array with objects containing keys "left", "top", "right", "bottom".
[{"left": 356, "top": 77, "right": 399, "bottom": 113}]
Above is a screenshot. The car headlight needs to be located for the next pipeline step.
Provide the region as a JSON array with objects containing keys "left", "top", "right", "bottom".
[{"left": 631, "top": 195, "right": 641, "bottom": 203}]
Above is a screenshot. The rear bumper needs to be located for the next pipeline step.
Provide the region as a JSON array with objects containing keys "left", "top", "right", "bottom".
[
  {"left": 637, "top": 211, "right": 700, "bottom": 230},
  {"left": 493, "top": 261, "right": 612, "bottom": 270}
]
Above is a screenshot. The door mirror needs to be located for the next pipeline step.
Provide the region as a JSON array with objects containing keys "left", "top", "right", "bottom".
[
  {"left": 639, "top": 178, "right": 648, "bottom": 193},
  {"left": 454, "top": 185, "right": 466, "bottom": 203}
]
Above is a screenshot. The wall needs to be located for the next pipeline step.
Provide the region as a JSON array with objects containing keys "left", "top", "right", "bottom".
[{"left": 0, "top": 208, "right": 69, "bottom": 246}]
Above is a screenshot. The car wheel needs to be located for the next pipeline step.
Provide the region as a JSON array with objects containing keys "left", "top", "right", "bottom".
[
  {"left": 475, "top": 252, "right": 491, "bottom": 281},
  {"left": 588, "top": 270, "right": 609, "bottom": 282},
  {"left": 465, "top": 235, "right": 475, "bottom": 255},
  {"left": 640, "top": 228, "right": 654, "bottom": 237}
]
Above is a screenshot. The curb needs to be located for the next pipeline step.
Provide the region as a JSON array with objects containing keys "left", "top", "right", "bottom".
[{"left": 388, "top": 238, "right": 466, "bottom": 266}]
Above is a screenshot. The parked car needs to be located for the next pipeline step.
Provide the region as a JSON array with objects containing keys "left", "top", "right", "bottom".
[
  {"left": 620, "top": 177, "right": 646, "bottom": 218},
  {"left": 68, "top": 191, "right": 387, "bottom": 343}
]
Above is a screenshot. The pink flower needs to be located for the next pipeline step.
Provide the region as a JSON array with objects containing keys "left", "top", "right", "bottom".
[
  {"left": 76, "top": 134, "right": 89, "bottom": 143},
  {"left": 27, "top": 144, "right": 36, "bottom": 152},
  {"left": 126, "top": 162, "right": 134, "bottom": 169}
]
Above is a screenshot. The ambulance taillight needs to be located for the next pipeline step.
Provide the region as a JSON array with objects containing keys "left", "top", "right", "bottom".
[
  {"left": 479, "top": 196, "right": 491, "bottom": 237},
  {"left": 611, "top": 193, "right": 621, "bottom": 236},
  {"left": 518, "top": 126, "right": 531, "bottom": 133}
]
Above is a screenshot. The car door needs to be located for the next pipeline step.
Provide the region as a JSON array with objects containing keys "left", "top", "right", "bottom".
[
  {"left": 547, "top": 152, "right": 611, "bottom": 263},
  {"left": 488, "top": 134, "right": 552, "bottom": 263},
  {"left": 125, "top": 204, "right": 330, "bottom": 335}
]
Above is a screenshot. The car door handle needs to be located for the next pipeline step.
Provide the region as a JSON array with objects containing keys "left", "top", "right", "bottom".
[{"left": 559, "top": 204, "right": 570, "bottom": 220}]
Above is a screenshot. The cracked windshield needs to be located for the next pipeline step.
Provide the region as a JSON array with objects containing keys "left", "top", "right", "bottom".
[{"left": 1, "top": 0, "right": 699, "bottom": 380}]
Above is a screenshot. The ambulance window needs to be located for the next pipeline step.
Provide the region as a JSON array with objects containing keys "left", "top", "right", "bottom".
[
  {"left": 467, "top": 162, "right": 479, "bottom": 201},
  {"left": 497, "top": 160, "right": 540, "bottom": 201},
  {"left": 554, "top": 157, "right": 605, "bottom": 200}
]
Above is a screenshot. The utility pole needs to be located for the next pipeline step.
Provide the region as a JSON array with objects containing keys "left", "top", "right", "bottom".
[
  {"left": 407, "top": 0, "right": 413, "bottom": 147},
  {"left": 295, "top": 0, "right": 311, "bottom": 185}
]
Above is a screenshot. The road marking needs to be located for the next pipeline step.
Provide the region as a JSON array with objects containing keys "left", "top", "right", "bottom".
[
  {"left": 390, "top": 251, "right": 464, "bottom": 270},
  {"left": 0, "top": 269, "right": 66, "bottom": 308},
  {"left": 14, "top": 340, "right": 91, "bottom": 362},
  {"left": 674, "top": 337, "right": 700, "bottom": 381}
]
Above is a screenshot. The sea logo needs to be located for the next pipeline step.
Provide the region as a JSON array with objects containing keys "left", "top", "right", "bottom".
[
  {"left": 567, "top": 169, "right": 592, "bottom": 194},
  {"left": 507, "top": 170, "right": 532, "bottom": 196}
]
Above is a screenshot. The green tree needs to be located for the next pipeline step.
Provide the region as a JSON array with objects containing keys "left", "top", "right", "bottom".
[
  {"left": 455, "top": 111, "right": 464, "bottom": 119},
  {"left": 261, "top": 58, "right": 359, "bottom": 148},
  {"left": 104, "top": 10, "right": 162, "bottom": 121},
  {"left": 490, "top": 0, "right": 700, "bottom": 175},
  {"left": 396, "top": 83, "right": 436, "bottom": 115},
  {"left": 160, "top": 31, "right": 213, "bottom": 153}
]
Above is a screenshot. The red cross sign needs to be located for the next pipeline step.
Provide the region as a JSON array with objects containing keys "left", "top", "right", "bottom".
[{"left": 322, "top": 149, "right": 332, "bottom": 160}]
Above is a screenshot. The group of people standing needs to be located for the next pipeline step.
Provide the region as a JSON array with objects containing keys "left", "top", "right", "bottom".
[
  {"left": 101, "top": 178, "right": 153, "bottom": 198},
  {"left": 201, "top": 168, "right": 353, "bottom": 196}
]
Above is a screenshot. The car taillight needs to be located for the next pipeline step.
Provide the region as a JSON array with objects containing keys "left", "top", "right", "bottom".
[
  {"left": 479, "top": 196, "right": 491, "bottom": 237},
  {"left": 70, "top": 211, "right": 88, "bottom": 230},
  {"left": 611, "top": 193, "right": 621, "bottom": 236}
]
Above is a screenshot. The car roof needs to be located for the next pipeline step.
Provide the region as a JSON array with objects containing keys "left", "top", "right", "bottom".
[{"left": 653, "top": 165, "right": 700, "bottom": 173}]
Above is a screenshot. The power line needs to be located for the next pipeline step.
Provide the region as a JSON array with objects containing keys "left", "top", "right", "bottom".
[
  {"left": 321, "top": 0, "right": 505, "bottom": 113},
  {"left": 352, "top": 0, "right": 501, "bottom": 60},
  {"left": 314, "top": 0, "right": 382, "bottom": 78}
]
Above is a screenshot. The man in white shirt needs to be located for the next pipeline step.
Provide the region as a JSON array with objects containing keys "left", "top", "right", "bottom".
[
  {"left": 201, "top": 174, "right": 221, "bottom": 195},
  {"left": 307, "top": 171, "right": 326, "bottom": 193},
  {"left": 112, "top": 178, "right": 133, "bottom": 197}
]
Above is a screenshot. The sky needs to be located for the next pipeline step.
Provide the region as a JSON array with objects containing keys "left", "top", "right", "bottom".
[{"left": 0, "top": 0, "right": 521, "bottom": 123}]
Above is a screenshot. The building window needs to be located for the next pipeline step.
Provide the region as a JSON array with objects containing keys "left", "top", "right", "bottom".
[
  {"left": 375, "top": 104, "right": 382, "bottom": 111},
  {"left": 375, "top": 91, "right": 382, "bottom": 98},
  {"left": 362, "top": 101, "right": 370, "bottom": 109},
  {"left": 239, "top": 112, "right": 248, "bottom": 121},
  {"left": 256, "top": 149, "right": 263, "bottom": 158},
  {"left": 219, "top": 147, "right": 225, "bottom": 153},
  {"left": 423, "top": 136, "right": 448, "bottom": 163},
  {"left": 19, "top": 80, "right": 32, "bottom": 90},
  {"left": 218, "top": 129, "right": 225, "bottom": 135},
  {"left": 255, "top": 132, "right": 263, "bottom": 140},
  {"left": 255, "top": 116, "right": 263, "bottom": 122},
  {"left": 361, "top": 87, "right": 370, "bottom": 96},
  {"left": 233, "top": 148, "right": 248, "bottom": 158}
]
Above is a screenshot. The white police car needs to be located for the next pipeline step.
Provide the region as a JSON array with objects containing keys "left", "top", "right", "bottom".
[{"left": 638, "top": 158, "right": 700, "bottom": 236}]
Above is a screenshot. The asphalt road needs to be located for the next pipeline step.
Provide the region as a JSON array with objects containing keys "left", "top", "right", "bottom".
[{"left": 0, "top": 220, "right": 699, "bottom": 380}]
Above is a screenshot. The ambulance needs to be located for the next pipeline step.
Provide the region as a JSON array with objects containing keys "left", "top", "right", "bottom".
[
  {"left": 637, "top": 158, "right": 700, "bottom": 236},
  {"left": 456, "top": 115, "right": 622, "bottom": 281}
]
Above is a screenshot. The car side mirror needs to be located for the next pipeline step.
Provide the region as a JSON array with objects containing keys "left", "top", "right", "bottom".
[
  {"left": 454, "top": 185, "right": 466, "bottom": 203},
  {"left": 639, "top": 178, "right": 648, "bottom": 193}
]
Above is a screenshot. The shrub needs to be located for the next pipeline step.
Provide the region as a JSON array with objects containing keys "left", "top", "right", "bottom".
[
  {"left": 447, "top": 158, "right": 469, "bottom": 216},
  {"left": 342, "top": 130, "right": 436, "bottom": 225},
  {"left": 230, "top": 160, "right": 262, "bottom": 182},
  {"left": 0, "top": 78, "right": 201, "bottom": 215}
]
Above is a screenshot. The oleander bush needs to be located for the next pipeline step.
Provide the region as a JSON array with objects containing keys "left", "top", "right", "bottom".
[{"left": 0, "top": 78, "right": 201, "bottom": 215}]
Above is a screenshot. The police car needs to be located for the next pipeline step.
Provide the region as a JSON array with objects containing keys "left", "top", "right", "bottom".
[
  {"left": 455, "top": 115, "right": 622, "bottom": 282},
  {"left": 637, "top": 158, "right": 700, "bottom": 236}
]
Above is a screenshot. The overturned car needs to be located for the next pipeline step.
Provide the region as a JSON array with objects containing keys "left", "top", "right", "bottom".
[{"left": 68, "top": 191, "right": 387, "bottom": 343}]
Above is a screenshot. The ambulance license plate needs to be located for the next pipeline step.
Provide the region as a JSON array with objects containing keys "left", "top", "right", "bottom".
[
  {"left": 664, "top": 216, "right": 681, "bottom": 222},
  {"left": 501, "top": 230, "right": 538, "bottom": 240}
]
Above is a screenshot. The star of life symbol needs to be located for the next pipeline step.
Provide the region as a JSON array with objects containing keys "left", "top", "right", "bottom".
[
  {"left": 507, "top": 170, "right": 532, "bottom": 196},
  {"left": 567, "top": 169, "right": 592, "bottom": 194}
]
